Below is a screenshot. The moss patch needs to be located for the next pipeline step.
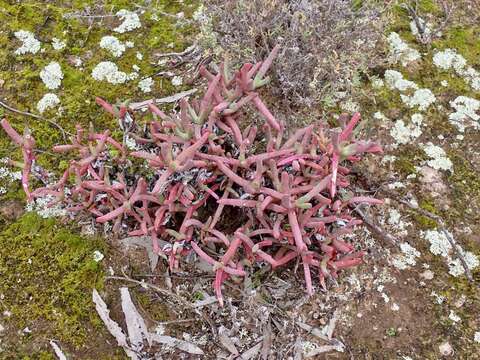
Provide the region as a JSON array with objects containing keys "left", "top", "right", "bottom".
[
  {"left": 0, "top": 0, "right": 199, "bottom": 173},
  {"left": 0, "top": 212, "right": 108, "bottom": 356}
]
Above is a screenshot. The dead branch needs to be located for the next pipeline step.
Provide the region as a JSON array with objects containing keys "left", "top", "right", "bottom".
[
  {"left": 354, "top": 206, "right": 400, "bottom": 246},
  {"left": 395, "top": 197, "right": 474, "bottom": 282},
  {"left": 106, "top": 274, "right": 218, "bottom": 336},
  {"left": 153, "top": 44, "right": 198, "bottom": 60},
  {"left": 128, "top": 89, "right": 197, "bottom": 110},
  {"left": 0, "top": 99, "right": 69, "bottom": 141}
]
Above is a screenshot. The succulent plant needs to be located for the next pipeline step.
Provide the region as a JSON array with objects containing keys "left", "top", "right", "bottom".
[{"left": 1, "top": 46, "right": 382, "bottom": 306}]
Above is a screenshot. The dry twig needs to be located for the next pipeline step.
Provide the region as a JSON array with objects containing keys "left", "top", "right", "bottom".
[
  {"left": 106, "top": 274, "right": 218, "bottom": 336},
  {"left": 394, "top": 197, "right": 474, "bottom": 282},
  {"left": 128, "top": 89, "right": 197, "bottom": 110},
  {"left": 354, "top": 206, "right": 400, "bottom": 246},
  {"left": 0, "top": 99, "right": 69, "bottom": 141}
]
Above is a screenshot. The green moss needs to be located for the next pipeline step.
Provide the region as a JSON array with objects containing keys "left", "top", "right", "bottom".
[
  {"left": 411, "top": 198, "right": 438, "bottom": 230},
  {"left": 444, "top": 152, "right": 480, "bottom": 225},
  {"left": 393, "top": 150, "right": 421, "bottom": 176},
  {"left": 134, "top": 290, "right": 170, "bottom": 322},
  {"left": 433, "top": 26, "right": 480, "bottom": 63},
  {"left": 0, "top": 0, "right": 199, "bottom": 173},
  {"left": 0, "top": 212, "right": 105, "bottom": 351}
]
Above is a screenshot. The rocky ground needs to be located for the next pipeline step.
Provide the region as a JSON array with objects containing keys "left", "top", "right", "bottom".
[{"left": 0, "top": 0, "right": 479, "bottom": 359}]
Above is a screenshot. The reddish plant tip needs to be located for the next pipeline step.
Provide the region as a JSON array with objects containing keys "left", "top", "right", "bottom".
[{"left": 1, "top": 47, "right": 383, "bottom": 305}]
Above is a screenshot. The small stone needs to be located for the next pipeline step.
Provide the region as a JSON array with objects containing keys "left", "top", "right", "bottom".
[
  {"left": 171, "top": 75, "right": 183, "bottom": 86},
  {"left": 448, "top": 310, "right": 461, "bottom": 323},
  {"left": 93, "top": 250, "right": 104, "bottom": 262},
  {"left": 454, "top": 295, "right": 466, "bottom": 308},
  {"left": 474, "top": 331, "right": 480, "bottom": 343},
  {"left": 439, "top": 342, "right": 453, "bottom": 356},
  {"left": 421, "top": 270, "right": 434, "bottom": 280}
]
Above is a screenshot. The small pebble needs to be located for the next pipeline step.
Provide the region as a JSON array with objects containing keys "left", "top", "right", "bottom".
[
  {"left": 421, "top": 270, "right": 434, "bottom": 280},
  {"left": 439, "top": 342, "right": 453, "bottom": 356}
]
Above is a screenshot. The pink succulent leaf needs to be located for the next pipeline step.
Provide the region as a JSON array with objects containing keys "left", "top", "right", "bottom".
[{"left": 1, "top": 118, "right": 24, "bottom": 146}]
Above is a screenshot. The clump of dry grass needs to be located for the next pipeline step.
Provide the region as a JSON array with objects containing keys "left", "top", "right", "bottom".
[{"left": 205, "top": 0, "right": 385, "bottom": 112}]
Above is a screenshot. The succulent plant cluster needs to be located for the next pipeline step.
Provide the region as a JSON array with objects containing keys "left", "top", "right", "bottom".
[{"left": 1, "top": 46, "right": 382, "bottom": 305}]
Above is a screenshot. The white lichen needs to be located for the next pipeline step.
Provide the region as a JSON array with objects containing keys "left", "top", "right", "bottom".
[
  {"left": 51, "top": 37, "right": 66, "bottom": 50},
  {"left": 400, "top": 88, "right": 436, "bottom": 111},
  {"left": 380, "top": 292, "right": 390, "bottom": 303},
  {"left": 384, "top": 70, "right": 418, "bottom": 92},
  {"left": 114, "top": 9, "right": 142, "bottom": 33},
  {"left": 423, "top": 143, "right": 453, "bottom": 171},
  {"left": 136, "top": 52, "right": 143, "bottom": 60},
  {"left": 93, "top": 250, "right": 104, "bottom": 262},
  {"left": 0, "top": 161, "right": 22, "bottom": 183},
  {"left": 171, "top": 76, "right": 183, "bottom": 87},
  {"left": 474, "top": 332, "right": 480, "bottom": 343},
  {"left": 448, "top": 310, "right": 461, "bottom": 323},
  {"left": 387, "top": 32, "right": 421, "bottom": 66},
  {"left": 391, "top": 242, "right": 421, "bottom": 270},
  {"left": 390, "top": 114, "right": 423, "bottom": 147},
  {"left": 423, "top": 229, "right": 479, "bottom": 277},
  {"left": 25, "top": 194, "right": 66, "bottom": 219},
  {"left": 373, "top": 112, "right": 388, "bottom": 121},
  {"left": 448, "top": 96, "right": 480, "bottom": 132},
  {"left": 14, "top": 30, "right": 41, "bottom": 55},
  {"left": 138, "top": 77, "right": 154, "bottom": 93},
  {"left": 100, "top": 36, "right": 126, "bottom": 57},
  {"left": 388, "top": 181, "right": 405, "bottom": 190},
  {"left": 433, "top": 49, "right": 466, "bottom": 72},
  {"left": 37, "top": 93, "right": 60, "bottom": 113},
  {"left": 91, "top": 61, "right": 129, "bottom": 84},
  {"left": 447, "top": 252, "right": 480, "bottom": 277},
  {"left": 125, "top": 136, "right": 140, "bottom": 150},
  {"left": 40, "top": 61, "right": 63, "bottom": 90},
  {"left": 431, "top": 291, "right": 445, "bottom": 304},
  {"left": 340, "top": 99, "right": 360, "bottom": 113},
  {"left": 433, "top": 49, "right": 480, "bottom": 91}
]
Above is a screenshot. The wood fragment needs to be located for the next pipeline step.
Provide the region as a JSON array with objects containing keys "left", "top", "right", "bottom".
[
  {"left": 0, "top": 99, "right": 69, "bottom": 141},
  {"left": 128, "top": 89, "right": 197, "bottom": 110},
  {"left": 150, "top": 334, "right": 204, "bottom": 355},
  {"left": 395, "top": 197, "right": 474, "bottom": 282},
  {"left": 240, "top": 340, "right": 262, "bottom": 360},
  {"left": 49, "top": 340, "right": 67, "bottom": 360},
  {"left": 218, "top": 326, "right": 239, "bottom": 355},
  {"left": 106, "top": 275, "right": 217, "bottom": 336},
  {"left": 354, "top": 207, "right": 400, "bottom": 246}
]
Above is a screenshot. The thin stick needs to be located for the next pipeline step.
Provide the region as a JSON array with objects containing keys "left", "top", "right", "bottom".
[
  {"left": 354, "top": 207, "right": 399, "bottom": 246},
  {"left": 0, "top": 99, "right": 43, "bottom": 119},
  {"left": 153, "top": 44, "right": 198, "bottom": 60},
  {"left": 106, "top": 275, "right": 218, "bottom": 335},
  {"left": 395, "top": 198, "right": 474, "bottom": 282},
  {"left": 129, "top": 89, "right": 197, "bottom": 110},
  {"left": 0, "top": 99, "right": 69, "bottom": 141}
]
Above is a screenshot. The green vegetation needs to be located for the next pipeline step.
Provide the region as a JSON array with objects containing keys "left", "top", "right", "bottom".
[
  {"left": 0, "top": 212, "right": 104, "bottom": 354},
  {"left": 0, "top": 0, "right": 199, "bottom": 170}
]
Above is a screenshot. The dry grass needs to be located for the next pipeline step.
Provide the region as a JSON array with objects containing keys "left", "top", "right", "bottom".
[{"left": 205, "top": 0, "right": 386, "bottom": 112}]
